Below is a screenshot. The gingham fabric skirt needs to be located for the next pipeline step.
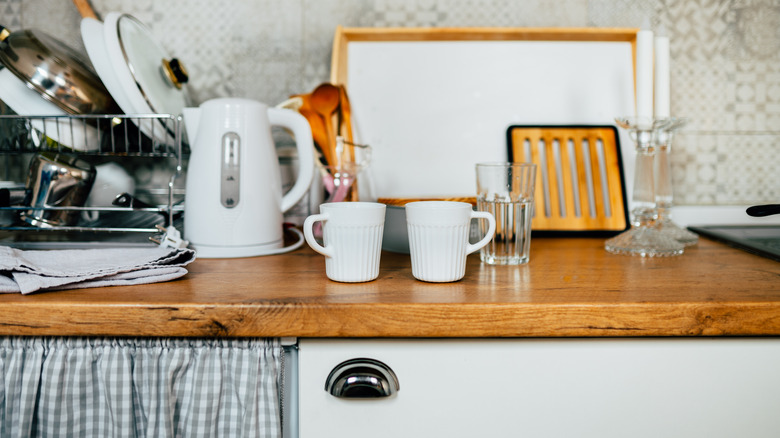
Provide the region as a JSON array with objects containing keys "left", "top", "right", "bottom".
[{"left": 0, "top": 337, "right": 283, "bottom": 437}]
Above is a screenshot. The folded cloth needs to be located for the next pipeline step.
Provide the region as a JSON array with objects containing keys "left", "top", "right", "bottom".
[{"left": 0, "top": 246, "right": 196, "bottom": 294}]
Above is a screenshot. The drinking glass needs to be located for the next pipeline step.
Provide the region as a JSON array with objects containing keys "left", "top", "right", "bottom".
[
  {"left": 319, "top": 137, "right": 371, "bottom": 203},
  {"left": 475, "top": 162, "right": 537, "bottom": 265}
]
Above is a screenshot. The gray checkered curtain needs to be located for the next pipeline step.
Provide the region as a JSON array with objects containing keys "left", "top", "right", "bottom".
[{"left": 0, "top": 337, "right": 284, "bottom": 438}]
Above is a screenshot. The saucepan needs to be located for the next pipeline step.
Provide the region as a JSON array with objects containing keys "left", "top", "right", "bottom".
[
  {"left": 20, "top": 152, "right": 96, "bottom": 228},
  {"left": 0, "top": 24, "right": 119, "bottom": 151}
]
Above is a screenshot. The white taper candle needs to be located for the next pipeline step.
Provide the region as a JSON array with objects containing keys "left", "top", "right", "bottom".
[
  {"left": 635, "top": 29, "right": 654, "bottom": 122},
  {"left": 654, "top": 35, "right": 671, "bottom": 118}
]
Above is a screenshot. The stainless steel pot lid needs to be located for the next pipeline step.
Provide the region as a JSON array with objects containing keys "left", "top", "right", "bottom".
[{"left": 0, "top": 25, "right": 119, "bottom": 115}]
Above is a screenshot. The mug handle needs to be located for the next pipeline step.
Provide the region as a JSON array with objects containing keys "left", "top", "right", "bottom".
[
  {"left": 303, "top": 213, "right": 334, "bottom": 257},
  {"left": 466, "top": 211, "right": 496, "bottom": 255}
]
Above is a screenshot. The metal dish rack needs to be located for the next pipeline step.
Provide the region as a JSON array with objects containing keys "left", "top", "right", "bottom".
[{"left": 0, "top": 114, "right": 185, "bottom": 248}]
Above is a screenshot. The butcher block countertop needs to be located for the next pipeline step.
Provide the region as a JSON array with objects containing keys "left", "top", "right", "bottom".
[{"left": 1, "top": 237, "right": 779, "bottom": 338}]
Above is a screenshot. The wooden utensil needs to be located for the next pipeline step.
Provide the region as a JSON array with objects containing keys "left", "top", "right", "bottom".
[
  {"left": 338, "top": 84, "right": 354, "bottom": 144},
  {"left": 337, "top": 84, "right": 361, "bottom": 200},
  {"left": 337, "top": 84, "right": 356, "bottom": 168},
  {"left": 72, "top": 0, "right": 99, "bottom": 19},
  {"left": 309, "top": 83, "right": 340, "bottom": 167},
  {"left": 294, "top": 92, "right": 331, "bottom": 167}
]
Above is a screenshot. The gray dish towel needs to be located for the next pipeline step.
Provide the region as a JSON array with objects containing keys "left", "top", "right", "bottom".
[{"left": 0, "top": 246, "right": 196, "bottom": 294}]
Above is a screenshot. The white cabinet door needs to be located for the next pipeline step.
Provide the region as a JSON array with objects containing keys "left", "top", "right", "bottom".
[{"left": 299, "top": 338, "right": 780, "bottom": 438}]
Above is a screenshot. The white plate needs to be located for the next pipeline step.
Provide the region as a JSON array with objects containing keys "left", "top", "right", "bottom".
[
  {"left": 97, "top": 13, "right": 185, "bottom": 145},
  {"left": 81, "top": 18, "right": 132, "bottom": 116},
  {"left": 0, "top": 68, "right": 101, "bottom": 151}
]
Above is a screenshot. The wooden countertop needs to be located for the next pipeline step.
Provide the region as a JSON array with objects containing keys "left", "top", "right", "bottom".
[{"left": 1, "top": 237, "right": 779, "bottom": 338}]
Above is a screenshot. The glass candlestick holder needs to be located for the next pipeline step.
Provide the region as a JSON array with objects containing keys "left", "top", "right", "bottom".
[
  {"left": 605, "top": 117, "right": 684, "bottom": 257},
  {"left": 653, "top": 117, "right": 698, "bottom": 246}
]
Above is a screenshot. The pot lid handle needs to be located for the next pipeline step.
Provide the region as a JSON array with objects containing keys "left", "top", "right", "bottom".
[{"left": 162, "top": 57, "right": 188, "bottom": 89}]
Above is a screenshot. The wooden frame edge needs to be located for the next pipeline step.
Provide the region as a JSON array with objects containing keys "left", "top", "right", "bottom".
[{"left": 331, "top": 26, "right": 639, "bottom": 93}]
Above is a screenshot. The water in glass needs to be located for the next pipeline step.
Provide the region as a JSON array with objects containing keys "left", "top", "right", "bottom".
[{"left": 477, "top": 196, "right": 533, "bottom": 265}]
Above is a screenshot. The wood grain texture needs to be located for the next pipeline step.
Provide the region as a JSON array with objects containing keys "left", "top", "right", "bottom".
[{"left": 1, "top": 238, "right": 779, "bottom": 338}]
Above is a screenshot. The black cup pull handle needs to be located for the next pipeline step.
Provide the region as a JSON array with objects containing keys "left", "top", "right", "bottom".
[{"left": 324, "top": 358, "right": 399, "bottom": 399}]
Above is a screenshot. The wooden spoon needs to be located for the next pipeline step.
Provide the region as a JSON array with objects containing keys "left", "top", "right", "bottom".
[
  {"left": 337, "top": 84, "right": 359, "bottom": 200},
  {"left": 309, "top": 83, "right": 340, "bottom": 167},
  {"left": 295, "top": 92, "right": 331, "bottom": 167},
  {"left": 338, "top": 84, "right": 354, "bottom": 145}
]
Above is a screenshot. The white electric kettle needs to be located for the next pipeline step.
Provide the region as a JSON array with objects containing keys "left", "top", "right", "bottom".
[{"left": 183, "top": 98, "right": 314, "bottom": 258}]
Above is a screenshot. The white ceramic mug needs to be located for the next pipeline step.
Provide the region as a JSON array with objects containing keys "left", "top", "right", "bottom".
[
  {"left": 83, "top": 162, "right": 137, "bottom": 221},
  {"left": 303, "top": 202, "right": 386, "bottom": 283},
  {"left": 406, "top": 201, "right": 496, "bottom": 283}
]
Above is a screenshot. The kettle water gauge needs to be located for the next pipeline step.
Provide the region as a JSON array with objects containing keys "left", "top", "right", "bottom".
[{"left": 221, "top": 132, "right": 241, "bottom": 209}]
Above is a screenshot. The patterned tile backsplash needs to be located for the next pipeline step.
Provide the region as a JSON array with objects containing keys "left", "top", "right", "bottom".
[{"left": 1, "top": 0, "right": 778, "bottom": 206}]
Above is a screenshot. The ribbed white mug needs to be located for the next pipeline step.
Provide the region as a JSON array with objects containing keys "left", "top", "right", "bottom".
[
  {"left": 303, "top": 202, "right": 386, "bottom": 282},
  {"left": 406, "top": 201, "right": 496, "bottom": 283}
]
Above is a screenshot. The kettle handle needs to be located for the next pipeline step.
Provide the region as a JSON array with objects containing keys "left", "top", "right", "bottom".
[{"left": 268, "top": 108, "right": 315, "bottom": 213}]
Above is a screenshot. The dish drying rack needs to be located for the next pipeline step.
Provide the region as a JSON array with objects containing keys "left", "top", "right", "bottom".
[{"left": 0, "top": 114, "right": 186, "bottom": 248}]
